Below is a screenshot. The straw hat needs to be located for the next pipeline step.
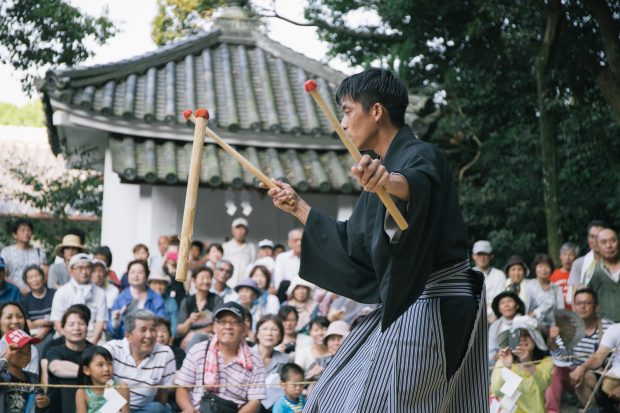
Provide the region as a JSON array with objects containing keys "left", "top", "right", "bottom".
[{"left": 53, "top": 234, "right": 87, "bottom": 257}]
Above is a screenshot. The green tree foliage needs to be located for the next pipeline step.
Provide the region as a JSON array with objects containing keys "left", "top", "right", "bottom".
[
  {"left": 302, "top": 0, "right": 620, "bottom": 264},
  {"left": 151, "top": 0, "right": 250, "bottom": 45},
  {"left": 0, "top": 101, "right": 45, "bottom": 127},
  {"left": 0, "top": 0, "right": 116, "bottom": 93}
]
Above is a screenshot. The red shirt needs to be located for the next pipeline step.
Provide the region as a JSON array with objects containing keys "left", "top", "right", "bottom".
[{"left": 550, "top": 268, "right": 570, "bottom": 309}]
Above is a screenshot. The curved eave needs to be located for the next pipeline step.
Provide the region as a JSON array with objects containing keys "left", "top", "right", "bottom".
[{"left": 49, "top": 98, "right": 345, "bottom": 151}]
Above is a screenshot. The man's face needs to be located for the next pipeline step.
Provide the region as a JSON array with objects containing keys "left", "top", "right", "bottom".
[
  {"left": 573, "top": 293, "right": 598, "bottom": 321},
  {"left": 232, "top": 225, "right": 248, "bottom": 243},
  {"left": 472, "top": 253, "right": 492, "bottom": 270},
  {"left": 588, "top": 226, "right": 604, "bottom": 251},
  {"left": 158, "top": 236, "right": 170, "bottom": 255},
  {"left": 257, "top": 247, "right": 273, "bottom": 258},
  {"left": 340, "top": 97, "right": 379, "bottom": 151},
  {"left": 560, "top": 249, "right": 576, "bottom": 271},
  {"left": 13, "top": 224, "right": 32, "bottom": 244},
  {"left": 214, "top": 313, "right": 245, "bottom": 346},
  {"left": 90, "top": 265, "right": 106, "bottom": 287},
  {"left": 190, "top": 245, "right": 202, "bottom": 260},
  {"left": 126, "top": 319, "right": 156, "bottom": 355},
  {"left": 215, "top": 264, "right": 233, "bottom": 283},
  {"left": 288, "top": 230, "right": 303, "bottom": 257},
  {"left": 597, "top": 229, "right": 619, "bottom": 261},
  {"left": 25, "top": 269, "right": 44, "bottom": 291},
  {"left": 71, "top": 263, "right": 92, "bottom": 284}
]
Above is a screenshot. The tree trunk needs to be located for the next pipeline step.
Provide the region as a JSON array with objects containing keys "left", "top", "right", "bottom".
[{"left": 536, "top": 1, "right": 562, "bottom": 262}]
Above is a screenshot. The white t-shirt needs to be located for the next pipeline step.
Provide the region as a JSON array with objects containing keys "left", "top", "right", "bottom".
[
  {"left": 273, "top": 250, "right": 300, "bottom": 289},
  {"left": 600, "top": 323, "right": 620, "bottom": 378},
  {"left": 222, "top": 239, "right": 256, "bottom": 288},
  {"left": 476, "top": 266, "right": 506, "bottom": 320}
]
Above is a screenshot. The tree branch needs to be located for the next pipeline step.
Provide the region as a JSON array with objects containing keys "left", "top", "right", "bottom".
[
  {"left": 586, "top": 0, "right": 620, "bottom": 79},
  {"left": 257, "top": 7, "right": 403, "bottom": 42}
]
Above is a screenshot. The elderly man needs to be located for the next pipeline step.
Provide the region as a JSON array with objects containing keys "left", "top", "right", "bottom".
[
  {"left": 588, "top": 228, "right": 620, "bottom": 322},
  {"left": 104, "top": 309, "right": 176, "bottom": 413},
  {"left": 569, "top": 220, "right": 608, "bottom": 288},
  {"left": 0, "top": 257, "right": 20, "bottom": 304},
  {"left": 545, "top": 288, "right": 613, "bottom": 412},
  {"left": 471, "top": 240, "right": 506, "bottom": 323},
  {"left": 49, "top": 253, "right": 108, "bottom": 344},
  {"left": 272, "top": 228, "right": 303, "bottom": 296},
  {"left": 176, "top": 301, "right": 266, "bottom": 413},
  {"left": 211, "top": 260, "right": 235, "bottom": 299},
  {"left": 223, "top": 218, "right": 256, "bottom": 287}
]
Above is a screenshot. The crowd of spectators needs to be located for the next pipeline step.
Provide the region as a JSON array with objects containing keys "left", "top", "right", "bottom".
[{"left": 1, "top": 216, "right": 620, "bottom": 412}]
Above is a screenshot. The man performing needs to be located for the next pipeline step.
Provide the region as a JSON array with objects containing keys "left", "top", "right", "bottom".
[{"left": 264, "top": 68, "right": 488, "bottom": 412}]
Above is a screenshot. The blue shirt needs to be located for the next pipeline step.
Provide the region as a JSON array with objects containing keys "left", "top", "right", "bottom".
[
  {"left": 107, "top": 287, "right": 166, "bottom": 338},
  {"left": 272, "top": 395, "right": 306, "bottom": 413},
  {"left": 0, "top": 281, "right": 20, "bottom": 304}
]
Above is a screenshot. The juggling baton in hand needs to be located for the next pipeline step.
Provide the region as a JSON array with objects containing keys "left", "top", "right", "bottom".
[
  {"left": 303, "top": 80, "right": 409, "bottom": 231},
  {"left": 177, "top": 109, "right": 209, "bottom": 282}
]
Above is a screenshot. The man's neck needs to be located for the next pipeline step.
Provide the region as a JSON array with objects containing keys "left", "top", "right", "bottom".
[
  {"left": 604, "top": 256, "right": 620, "bottom": 269},
  {"left": 478, "top": 265, "right": 490, "bottom": 273},
  {"left": 214, "top": 281, "right": 226, "bottom": 292},
  {"left": 32, "top": 287, "right": 46, "bottom": 298},
  {"left": 130, "top": 347, "right": 150, "bottom": 365},
  {"left": 219, "top": 342, "right": 239, "bottom": 362},
  {"left": 15, "top": 241, "right": 29, "bottom": 250},
  {"left": 371, "top": 124, "right": 400, "bottom": 158},
  {"left": 583, "top": 316, "right": 598, "bottom": 330}
]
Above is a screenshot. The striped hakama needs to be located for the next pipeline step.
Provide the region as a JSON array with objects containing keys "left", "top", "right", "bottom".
[{"left": 304, "top": 261, "right": 489, "bottom": 413}]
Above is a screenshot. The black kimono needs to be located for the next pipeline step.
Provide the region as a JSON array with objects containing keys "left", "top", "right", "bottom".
[{"left": 299, "top": 126, "right": 489, "bottom": 412}]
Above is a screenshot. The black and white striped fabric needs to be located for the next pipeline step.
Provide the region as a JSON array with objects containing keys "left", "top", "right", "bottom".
[{"left": 304, "top": 260, "right": 489, "bottom": 413}]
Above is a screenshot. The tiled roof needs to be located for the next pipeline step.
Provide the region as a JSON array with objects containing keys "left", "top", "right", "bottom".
[{"left": 109, "top": 136, "right": 360, "bottom": 193}]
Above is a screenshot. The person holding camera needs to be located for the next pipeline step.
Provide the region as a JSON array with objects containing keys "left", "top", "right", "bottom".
[{"left": 491, "top": 315, "right": 553, "bottom": 413}]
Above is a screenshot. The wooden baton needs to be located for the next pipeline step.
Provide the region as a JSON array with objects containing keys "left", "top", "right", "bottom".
[
  {"left": 176, "top": 109, "right": 208, "bottom": 282},
  {"left": 303, "top": 80, "right": 409, "bottom": 231},
  {"left": 183, "top": 110, "right": 295, "bottom": 206}
]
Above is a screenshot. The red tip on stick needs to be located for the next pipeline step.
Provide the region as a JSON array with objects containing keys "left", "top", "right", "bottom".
[
  {"left": 195, "top": 108, "right": 210, "bottom": 120},
  {"left": 182, "top": 109, "right": 193, "bottom": 120},
  {"left": 304, "top": 79, "right": 318, "bottom": 92}
]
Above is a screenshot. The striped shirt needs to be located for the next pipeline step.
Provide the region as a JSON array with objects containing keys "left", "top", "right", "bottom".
[
  {"left": 175, "top": 339, "right": 266, "bottom": 408},
  {"left": 551, "top": 318, "right": 614, "bottom": 366},
  {"left": 103, "top": 338, "right": 176, "bottom": 409}
]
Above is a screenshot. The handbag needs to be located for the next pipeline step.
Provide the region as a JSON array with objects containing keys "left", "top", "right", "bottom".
[{"left": 199, "top": 340, "right": 239, "bottom": 413}]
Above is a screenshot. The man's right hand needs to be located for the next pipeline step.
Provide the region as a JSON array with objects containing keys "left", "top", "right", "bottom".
[{"left": 570, "top": 365, "right": 585, "bottom": 387}]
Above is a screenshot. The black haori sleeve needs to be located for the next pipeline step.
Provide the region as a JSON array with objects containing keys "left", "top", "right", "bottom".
[{"left": 299, "top": 204, "right": 381, "bottom": 304}]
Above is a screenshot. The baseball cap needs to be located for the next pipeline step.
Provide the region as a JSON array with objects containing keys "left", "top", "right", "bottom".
[
  {"left": 231, "top": 217, "right": 249, "bottom": 229},
  {"left": 3, "top": 329, "right": 41, "bottom": 349},
  {"left": 472, "top": 240, "right": 492, "bottom": 255},
  {"left": 69, "top": 253, "right": 92, "bottom": 268},
  {"left": 91, "top": 258, "right": 108, "bottom": 272},
  {"left": 0, "top": 257, "right": 5, "bottom": 270},
  {"left": 257, "top": 239, "right": 274, "bottom": 249},
  {"left": 214, "top": 301, "right": 245, "bottom": 321}
]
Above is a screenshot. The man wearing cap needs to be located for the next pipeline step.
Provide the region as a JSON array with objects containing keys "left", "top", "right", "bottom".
[
  {"left": 50, "top": 253, "right": 108, "bottom": 344},
  {"left": 0, "top": 329, "right": 49, "bottom": 412},
  {"left": 0, "top": 257, "right": 20, "bottom": 304},
  {"left": 1, "top": 218, "right": 48, "bottom": 295},
  {"left": 48, "top": 233, "right": 87, "bottom": 289},
  {"left": 273, "top": 228, "right": 303, "bottom": 296},
  {"left": 223, "top": 218, "right": 256, "bottom": 288},
  {"left": 176, "top": 301, "right": 266, "bottom": 413},
  {"left": 472, "top": 240, "right": 507, "bottom": 323}
]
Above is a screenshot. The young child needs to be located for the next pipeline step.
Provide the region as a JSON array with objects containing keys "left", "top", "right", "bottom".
[
  {"left": 75, "top": 346, "right": 129, "bottom": 413},
  {"left": 273, "top": 363, "right": 306, "bottom": 413},
  {"left": 0, "top": 329, "right": 49, "bottom": 413}
]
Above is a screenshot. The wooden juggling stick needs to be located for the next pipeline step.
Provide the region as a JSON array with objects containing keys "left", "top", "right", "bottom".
[
  {"left": 183, "top": 109, "right": 295, "bottom": 205},
  {"left": 176, "top": 109, "right": 208, "bottom": 282},
  {"left": 303, "top": 80, "right": 409, "bottom": 231}
]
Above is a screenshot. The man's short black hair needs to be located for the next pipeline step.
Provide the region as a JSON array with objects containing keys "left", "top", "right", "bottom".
[
  {"left": 588, "top": 220, "right": 610, "bottom": 233},
  {"left": 8, "top": 218, "right": 33, "bottom": 235},
  {"left": 335, "top": 68, "right": 409, "bottom": 128},
  {"left": 280, "top": 363, "right": 304, "bottom": 382},
  {"left": 574, "top": 288, "right": 598, "bottom": 304},
  {"left": 191, "top": 240, "right": 204, "bottom": 253}
]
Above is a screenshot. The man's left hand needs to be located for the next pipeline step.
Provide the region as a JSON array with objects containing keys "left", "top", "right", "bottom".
[{"left": 351, "top": 154, "right": 390, "bottom": 193}]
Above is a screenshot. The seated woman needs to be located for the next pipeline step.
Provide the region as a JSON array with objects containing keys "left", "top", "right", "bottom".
[
  {"left": 249, "top": 265, "right": 280, "bottom": 316},
  {"left": 253, "top": 315, "right": 290, "bottom": 412},
  {"left": 305, "top": 320, "right": 350, "bottom": 394},
  {"left": 46, "top": 304, "right": 93, "bottom": 413},
  {"left": 488, "top": 291, "right": 526, "bottom": 366},
  {"left": 0, "top": 302, "right": 40, "bottom": 375},
  {"left": 108, "top": 260, "right": 165, "bottom": 339},
  {"left": 527, "top": 254, "right": 564, "bottom": 330},
  {"left": 148, "top": 267, "right": 179, "bottom": 338},
  {"left": 176, "top": 266, "right": 222, "bottom": 349},
  {"left": 491, "top": 316, "right": 553, "bottom": 413},
  {"left": 294, "top": 316, "right": 329, "bottom": 371},
  {"left": 233, "top": 277, "right": 263, "bottom": 332},
  {"left": 284, "top": 277, "right": 318, "bottom": 334},
  {"left": 20, "top": 265, "right": 56, "bottom": 351},
  {"left": 275, "top": 306, "right": 299, "bottom": 357}
]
